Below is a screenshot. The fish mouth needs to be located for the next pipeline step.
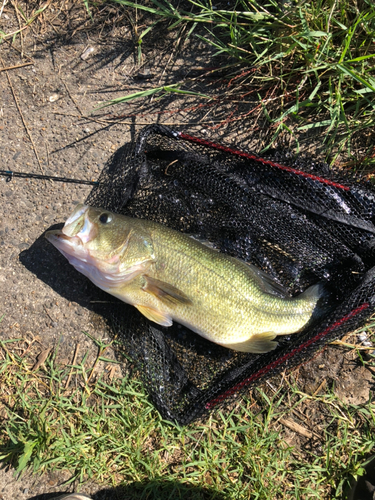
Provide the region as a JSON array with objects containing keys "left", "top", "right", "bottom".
[
  {"left": 45, "top": 228, "right": 139, "bottom": 290},
  {"left": 47, "top": 204, "right": 98, "bottom": 247},
  {"left": 45, "top": 229, "right": 99, "bottom": 280},
  {"left": 62, "top": 204, "right": 98, "bottom": 244},
  {"left": 63, "top": 204, "right": 88, "bottom": 235},
  {"left": 45, "top": 229, "right": 88, "bottom": 262}
]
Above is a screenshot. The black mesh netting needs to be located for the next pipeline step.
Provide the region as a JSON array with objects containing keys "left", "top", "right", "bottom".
[{"left": 85, "top": 124, "right": 375, "bottom": 425}]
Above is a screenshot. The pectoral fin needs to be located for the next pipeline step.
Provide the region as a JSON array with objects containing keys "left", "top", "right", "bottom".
[
  {"left": 223, "top": 332, "right": 278, "bottom": 353},
  {"left": 142, "top": 276, "right": 192, "bottom": 306},
  {"left": 135, "top": 305, "right": 173, "bottom": 327}
]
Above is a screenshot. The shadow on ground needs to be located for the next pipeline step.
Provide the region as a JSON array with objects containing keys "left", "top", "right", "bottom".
[{"left": 27, "top": 479, "right": 228, "bottom": 500}]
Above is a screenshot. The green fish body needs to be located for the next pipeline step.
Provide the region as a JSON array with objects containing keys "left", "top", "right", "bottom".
[{"left": 45, "top": 204, "right": 323, "bottom": 353}]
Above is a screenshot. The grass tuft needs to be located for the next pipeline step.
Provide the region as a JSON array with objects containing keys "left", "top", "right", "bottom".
[
  {"left": 0, "top": 336, "right": 374, "bottom": 498},
  {"left": 1, "top": 1, "right": 373, "bottom": 162},
  {"left": 101, "top": 0, "right": 375, "bottom": 163}
]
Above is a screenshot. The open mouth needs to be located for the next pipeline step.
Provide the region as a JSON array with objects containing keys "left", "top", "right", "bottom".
[
  {"left": 62, "top": 205, "right": 98, "bottom": 244},
  {"left": 45, "top": 230, "right": 84, "bottom": 258},
  {"left": 62, "top": 204, "right": 89, "bottom": 236}
]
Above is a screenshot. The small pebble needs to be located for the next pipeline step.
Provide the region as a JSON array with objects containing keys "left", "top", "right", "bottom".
[
  {"left": 49, "top": 94, "right": 61, "bottom": 103},
  {"left": 81, "top": 46, "right": 95, "bottom": 60},
  {"left": 358, "top": 332, "right": 368, "bottom": 342}
]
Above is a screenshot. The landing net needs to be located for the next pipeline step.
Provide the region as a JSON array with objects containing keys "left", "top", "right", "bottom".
[{"left": 86, "top": 124, "right": 375, "bottom": 424}]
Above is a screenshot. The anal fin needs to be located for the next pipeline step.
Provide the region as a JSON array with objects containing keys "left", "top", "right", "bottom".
[
  {"left": 135, "top": 305, "right": 173, "bottom": 327},
  {"left": 223, "top": 332, "right": 278, "bottom": 353}
]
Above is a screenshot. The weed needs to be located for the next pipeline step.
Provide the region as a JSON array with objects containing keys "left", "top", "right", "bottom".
[
  {"left": 102, "top": 0, "right": 375, "bottom": 163},
  {"left": 0, "top": 337, "right": 374, "bottom": 498},
  {"left": 1, "top": 1, "right": 373, "bottom": 161}
]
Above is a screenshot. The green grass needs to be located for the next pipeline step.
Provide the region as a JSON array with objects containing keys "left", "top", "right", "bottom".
[
  {"left": 1, "top": 0, "right": 374, "bottom": 163},
  {"left": 99, "top": 0, "right": 375, "bottom": 164},
  {"left": 1, "top": 335, "right": 374, "bottom": 499},
  {"left": 0, "top": 2, "right": 50, "bottom": 42}
]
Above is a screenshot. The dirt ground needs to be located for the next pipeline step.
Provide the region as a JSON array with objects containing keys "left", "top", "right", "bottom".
[{"left": 0, "top": 2, "right": 374, "bottom": 499}]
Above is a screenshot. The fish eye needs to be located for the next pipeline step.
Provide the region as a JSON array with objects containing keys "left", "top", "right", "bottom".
[{"left": 99, "top": 213, "right": 112, "bottom": 224}]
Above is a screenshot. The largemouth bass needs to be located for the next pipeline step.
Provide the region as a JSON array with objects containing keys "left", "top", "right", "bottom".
[{"left": 45, "top": 204, "right": 324, "bottom": 353}]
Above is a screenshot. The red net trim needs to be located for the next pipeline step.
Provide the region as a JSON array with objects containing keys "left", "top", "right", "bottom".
[{"left": 178, "top": 133, "right": 350, "bottom": 192}]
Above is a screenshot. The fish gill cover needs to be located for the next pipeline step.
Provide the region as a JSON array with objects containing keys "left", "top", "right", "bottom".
[{"left": 85, "top": 124, "right": 375, "bottom": 425}]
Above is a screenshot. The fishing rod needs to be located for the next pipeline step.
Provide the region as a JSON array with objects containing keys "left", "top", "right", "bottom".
[{"left": 0, "top": 169, "right": 99, "bottom": 186}]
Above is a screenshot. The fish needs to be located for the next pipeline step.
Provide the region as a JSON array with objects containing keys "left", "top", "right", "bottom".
[{"left": 45, "top": 204, "right": 325, "bottom": 353}]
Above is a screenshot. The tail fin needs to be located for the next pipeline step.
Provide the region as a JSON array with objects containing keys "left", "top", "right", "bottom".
[
  {"left": 299, "top": 283, "right": 324, "bottom": 301},
  {"left": 299, "top": 282, "right": 331, "bottom": 321}
]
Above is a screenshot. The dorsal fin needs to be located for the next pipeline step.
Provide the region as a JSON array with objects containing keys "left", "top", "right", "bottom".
[
  {"left": 246, "top": 264, "right": 289, "bottom": 298},
  {"left": 190, "top": 235, "right": 218, "bottom": 251}
]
